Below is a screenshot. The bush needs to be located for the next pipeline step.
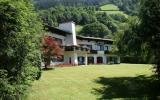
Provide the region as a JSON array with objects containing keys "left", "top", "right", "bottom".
[
  {"left": 0, "top": 0, "right": 42, "bottom": 99},
  {"left": 120, "top": 56, "right": 151, "bottom": 64}
]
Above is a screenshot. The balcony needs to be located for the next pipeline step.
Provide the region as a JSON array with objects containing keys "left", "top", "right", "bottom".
[
  {"left": 65, "top": 46, "right": 74, "bottom": 51},
  {"left": 64, "top": 46, "right": 89, "bottom": 52},
  {"left": 90, "top": 50, "right": 97, "bottom": 54},
  {"left": 104, "top": 50, "right": 112, "bottom": 54},
  {"left": 97, "top": 51, "right": 104, "bottom": 54}
]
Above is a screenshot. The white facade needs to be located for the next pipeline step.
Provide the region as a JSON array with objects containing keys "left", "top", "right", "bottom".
[
  {"left": 59, "top": 22, "right": 77, "bottom": 46},
  {"left": 47, "top": 21, "right": 120, "bottom": 66}
]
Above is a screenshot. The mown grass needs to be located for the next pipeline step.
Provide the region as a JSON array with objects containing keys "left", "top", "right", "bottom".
[
  {"left": 100, "top": 4, "right": 119, "bottom": 11},
  {"left": 98, "top": 4, "right": 128, "bottom": 17},
  {"left": 27, "top": 64, "right": 160, "bottom": 100}
]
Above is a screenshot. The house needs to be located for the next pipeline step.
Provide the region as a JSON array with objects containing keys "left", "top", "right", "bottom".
[{"left": 45, "top": 21, "right": 120, "bottom": 66}]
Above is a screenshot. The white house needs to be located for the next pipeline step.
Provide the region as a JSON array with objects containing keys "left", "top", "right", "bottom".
[{"left": 45, "top": 21, "right": 120, "bottom": 66}]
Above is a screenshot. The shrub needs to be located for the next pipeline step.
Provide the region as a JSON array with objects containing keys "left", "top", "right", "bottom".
[{"left": 0, "top": 0, "right": 42, "bottom": 99}]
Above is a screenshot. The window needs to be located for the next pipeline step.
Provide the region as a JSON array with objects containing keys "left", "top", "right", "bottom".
[
  {"left": 97, "top": 44, "right": 104, "bottom": 51},
  {"left": 100, "top": 45, "right": 104, "bottom": 51},
  {"left": 105, "top": 46, "right": 109, "bottom": 51},
  {"left": 86, "top": 45, "right": 92, "bottom": 50}
]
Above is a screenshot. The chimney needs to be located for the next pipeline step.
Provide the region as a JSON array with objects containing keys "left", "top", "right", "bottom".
[{"left": 58, "top": 21, "right": 77, "bottom": 45}]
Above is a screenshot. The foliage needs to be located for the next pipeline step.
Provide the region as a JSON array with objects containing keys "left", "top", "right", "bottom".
[
  {"left": 80, "top": 22, "right": 111, "bottom": 38},
  {"left": 110, "top": 13, "right": 127, "bottom": 23},
  {"left": 139, "top": 0, "right": 160, "bottom": 77},
  {"left": 109, "top": 0, "right": 139, "bottom": 15},
  {"left": 113, "top": 16, "right": 150, "bottom": 63},
  {"left": 115, "top": 0, "right": 160, "bottom": 77},
  {"left": 38, "top": 6, "right": 97, "bottom": 26},
  {"left": 34, "top": 0, "right": 139, "bottom": 15},
  {"left": 0, "top": 0, "right": 42, "bottom": 99},
  {"left": 42, "top": 36, "right": 63, "bottom": 68},
  {"left": 96, "top": 13, "right": 118, "bottom": 33},
  {"left": 34, "top": 0, "right": 110, "bottom": 9},
  {"left": 38, "top": 6, "right": 123, "bottom": 37}
]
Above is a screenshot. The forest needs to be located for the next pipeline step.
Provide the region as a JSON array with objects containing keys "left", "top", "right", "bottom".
[{"left": 34, "top": 0, "right": 139, "bottom": 15}]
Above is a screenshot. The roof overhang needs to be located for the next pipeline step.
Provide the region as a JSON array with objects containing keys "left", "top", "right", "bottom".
[
  {"left": 76, "top": 35, "right": 114, "bottom": 44},
  {"left": 44, "top": 25, "right": 72, "bottom": 36}
]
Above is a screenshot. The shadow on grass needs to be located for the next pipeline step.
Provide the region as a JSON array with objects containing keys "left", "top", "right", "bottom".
[
  {"left": 42, "top": 67, "right": 55, "bottom": 71},
  {"left": 92, "top": 75, "right": 160, "bottom": 100}
]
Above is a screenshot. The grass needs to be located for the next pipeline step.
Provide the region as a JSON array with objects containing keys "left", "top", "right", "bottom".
[
  {"left": 76, "top": 25, "right": 83, "bottom": 33},
  {"left": 27, "top": 64, "right": 160, "bottom": 100},
  {"left": 98, "top": 4, "right": 128, "bottom": 17},
  {"left": 100, "top": 4, "right": 119, "bottom": 11}
]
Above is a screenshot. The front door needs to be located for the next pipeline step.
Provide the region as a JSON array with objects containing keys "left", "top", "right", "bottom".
[{"left": 97, "top": 57, "right": 103, "bottom": 64}]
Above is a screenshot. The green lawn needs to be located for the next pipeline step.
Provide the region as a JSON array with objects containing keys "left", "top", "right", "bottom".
[
  {"left": 76, "top": 25, "right": 83, "bottom": 33},
  {"left": 100, "top": 4, "right": 119, "bottom": 11},
  {"left": 28, "top": 64, "right": 160, "bottom": 100},
  {"left": 98, "top": 4, "right": 128, "bottom": 17}
]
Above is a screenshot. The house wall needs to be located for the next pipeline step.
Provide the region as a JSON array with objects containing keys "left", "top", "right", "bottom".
[
  {"left": 47, "top": 32, "right": 65, "bottom": 45},
  {"left": 64, "top": 51, "right": 78, "bottom": 65}
]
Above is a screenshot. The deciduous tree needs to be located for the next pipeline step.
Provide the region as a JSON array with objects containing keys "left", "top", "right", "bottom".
[
  {"left": 0, "top": 0, "right": 42, "bottom": 99},
  {"left": 42, "top": 36, "right": 63, "bottom": 69},
  {"left": 81, "top": 22, "right": 111, "bottom": 38},
  {"left": 139, "top": 0, "right": 160, "bottom": 77}
]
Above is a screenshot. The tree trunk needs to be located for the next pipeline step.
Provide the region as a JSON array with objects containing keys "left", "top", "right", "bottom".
[
  {"left": 44, "top": 55, "right": 51, "bottom": 69},
  {"left": 156, "top": 61, "right": 160, "bottom": 78}
]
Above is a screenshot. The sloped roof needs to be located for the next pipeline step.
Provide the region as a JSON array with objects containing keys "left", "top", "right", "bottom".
[
  {"left": 45, "top": 25, "right": 113, "bottom": 44},
  {"left": 45, "top": 25, "right": 71, "bottom": 36},
  {"left": 76, "top": 35, "right": 113, "bottom": 44}
]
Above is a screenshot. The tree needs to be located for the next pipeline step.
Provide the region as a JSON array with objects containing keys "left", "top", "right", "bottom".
[
  {"left": 96, "top": 13, "right": 118, "bottom": 33},
  {"left": 114, "top": 17, "right": 148, "bottom": 63},
  {"left": 0, "top": 0, "right": 42, "bottom": 99},
  {"left": 42, "top": 36, "right": 63, "bottom": 69},
  {"left": 80, "top": 22, "right": 111, "bottom": 38},
  {"left": 110, "top": 13, "right": 127, "bottom": 23},
  {"left": 139, "top": 0, "right": 160, "bottom": 77}
]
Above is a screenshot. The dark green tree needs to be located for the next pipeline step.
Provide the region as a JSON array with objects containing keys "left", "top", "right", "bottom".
[
  {"left": 0, "top": 0, "right": 42, "bottom": 99},
  {"left": 139, "top": 0, "right": 160, "bottom": 77},
  {"left": 110, "top": 13, "right": 127, "bottom": 23},
  {"left": 114, "top": 17, "right": 147, "bottom": 63},
  {"left": 80, "top": 22, "right": 111, "bottom": 38},
  {"left": 96, "top": 13, "right": 118, "bottom": 33}
]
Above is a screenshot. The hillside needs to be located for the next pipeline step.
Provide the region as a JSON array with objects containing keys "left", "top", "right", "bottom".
[
  {"left": 36, "top": 0, "right": 137, "bottom": 38},
  {"left": 34, "top": 0, "right": 110, "bottom": 9},
  {"left": 98, "top": 4, "right": 127, "bottom": 16},
  {"left": 34, "top": 0, "right": 139, "bottom": 15}
]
